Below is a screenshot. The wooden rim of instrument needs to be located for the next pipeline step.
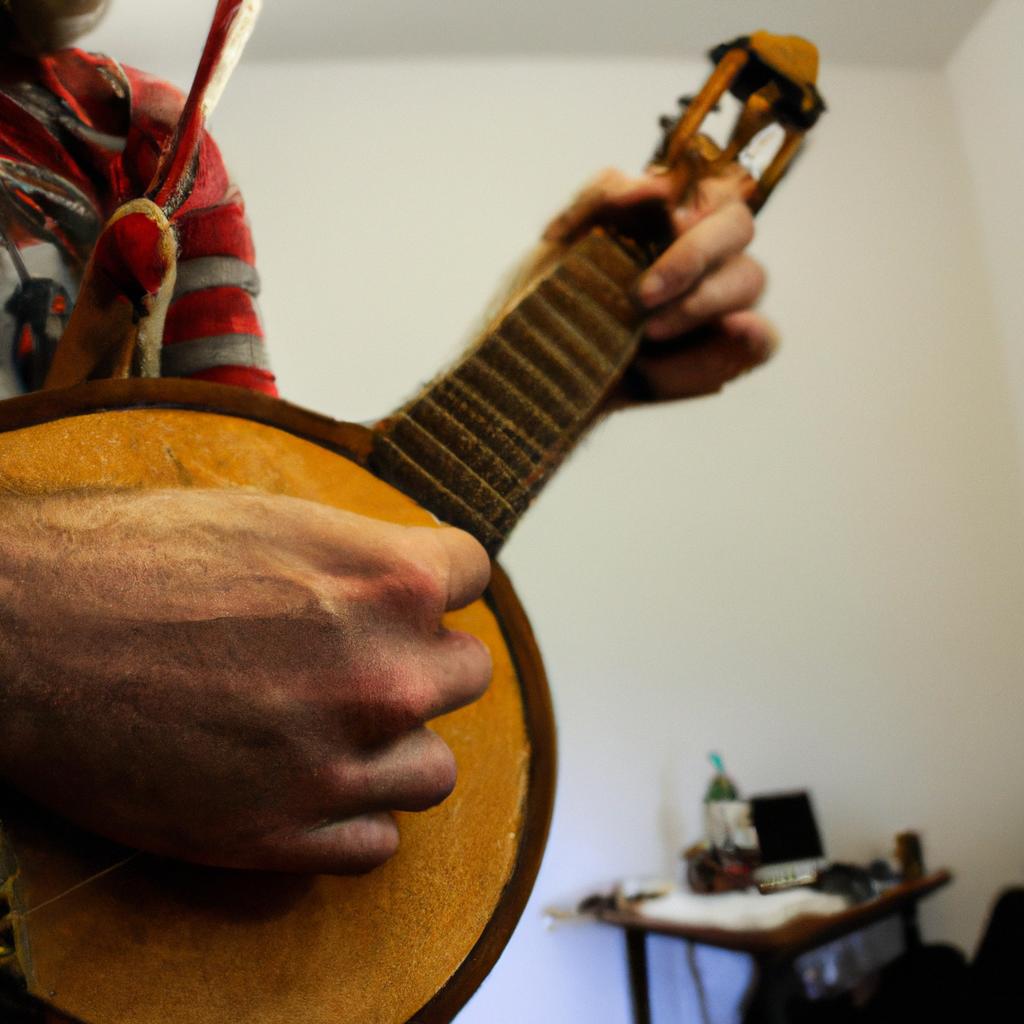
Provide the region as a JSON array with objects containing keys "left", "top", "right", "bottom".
[{"left": 0, "top": 377, "right": 559, "bottom": 1024}]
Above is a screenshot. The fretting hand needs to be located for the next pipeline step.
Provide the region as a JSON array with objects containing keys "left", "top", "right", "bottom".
[{"left": 544, "top": 166, "right": 776, "bottom": 401}]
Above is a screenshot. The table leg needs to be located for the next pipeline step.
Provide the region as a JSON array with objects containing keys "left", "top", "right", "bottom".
[
  {"left": 742, "top": 957, "right": 799, "bottom": 1024},
  {"left": 625, "top": 929, "right": 652, "bottom": 1024},
  {"left": 684, "top": 941, "right": 712, "bottom": 1024},
  {"left": 900, "top": 903, "right": 922, "bottom": 950}
]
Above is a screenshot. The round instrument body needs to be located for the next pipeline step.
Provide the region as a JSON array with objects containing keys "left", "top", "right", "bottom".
[{"left": 0, "top": 379, "right": 556, "bottom": 1024}]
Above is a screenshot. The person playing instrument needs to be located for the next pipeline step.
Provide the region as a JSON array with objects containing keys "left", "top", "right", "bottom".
[{"left": 0, "top": 0, "right": 774, "bottom": 873}]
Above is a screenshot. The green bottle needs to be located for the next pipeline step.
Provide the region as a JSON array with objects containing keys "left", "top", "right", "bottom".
[
  {"left": 704, "top": 752, "right": 739, "bottom": 802},
  {"left": 704, "top": 752, "right": 740, "bottom": 853}
]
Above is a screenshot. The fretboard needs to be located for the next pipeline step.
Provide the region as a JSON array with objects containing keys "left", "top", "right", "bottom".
[{"left": 369, "top": 227, "right": 653, "bottom": 555}]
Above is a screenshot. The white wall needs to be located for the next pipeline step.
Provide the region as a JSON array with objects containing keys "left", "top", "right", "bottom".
[
  {"left": 947, "top": 0, "right": 1024, "bottom": 477},
  {"left": 204, "top": 53, "right": 1023, "bottom": 1021}
]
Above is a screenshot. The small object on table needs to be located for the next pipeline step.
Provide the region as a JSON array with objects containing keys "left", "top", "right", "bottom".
[
  {"left": 613, "top": 877, "right": 675, "bottom": 910},
  {"left": 703, "top": 752, "right": 757, "bottom": 855},
  {"left": 684, "top": 841, "right": 754, "bottom": 893},
  {"left": 696, "top": 751, "right": 759, "bottom": 892},
  {"left": 894, "top": 830, "right": 925, "bottom": 881}
]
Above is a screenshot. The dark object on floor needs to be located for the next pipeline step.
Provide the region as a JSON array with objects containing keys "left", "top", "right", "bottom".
[
  {"left": 970, "top": 887, "right": 1024, "bottom": 1019},
  {"left": 783, "top": 945, "right": 968, "bottom": 1023},
  {"left": 789, "top": 888, "right": 1024, "bottom": 1022},
  {"left": 864, "top": 943, "right": 969, "bottom": 1022}
]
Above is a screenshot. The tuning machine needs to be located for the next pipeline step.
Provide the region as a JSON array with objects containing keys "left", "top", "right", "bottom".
[{"left": 650, "top": 31, "right": 826, "bottom": 212}]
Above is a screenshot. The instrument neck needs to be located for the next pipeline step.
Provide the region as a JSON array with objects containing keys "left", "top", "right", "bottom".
[{"left": 369, "top": 227, "right": 654, "bottom": 555}]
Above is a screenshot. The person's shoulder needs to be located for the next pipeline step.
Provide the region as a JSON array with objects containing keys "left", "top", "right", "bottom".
[
  {"left": 32, "top": 48, "right": 133, "bottom": 138},
  {"left": 30, "top": 47, "right": 187, "bottom": 139}
]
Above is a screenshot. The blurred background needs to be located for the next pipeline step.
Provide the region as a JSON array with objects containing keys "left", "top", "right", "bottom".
[{"left": 89, "top": 1, "right": 1023, "bottom": 1020}]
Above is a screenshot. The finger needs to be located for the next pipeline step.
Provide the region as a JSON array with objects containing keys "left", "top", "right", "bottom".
[
  {"left": 430, "top": 526, "right": 491, "bottom": 611},
  {"left": 369, "top": 525, "right": 490, "bottom": 633},
  {"left": 542, "top": 169, "right": 672, "bottom": 244},
  {"left": 421, "top": 626, "right": 493, "bottom": 718},
  {"left": 635, "top": 200, "right": 755, "bottom": 309},
  {"left": 253, "top": 812, "right": 401, "bottom": 875},
  {"left": 632, "top": 311, "right": 778, "bottom": 400},
  {"left": 349, "top": 626, "right": 492, "bottom": 741},
  {"left": 681, "top": 165, "right": 758, "bottom": 222},
  {"left": 335, "top": 727, "right": 458, "bottom": 815},
  {"left": 645, "top": 255, "right": 766, "bottom": 340}
]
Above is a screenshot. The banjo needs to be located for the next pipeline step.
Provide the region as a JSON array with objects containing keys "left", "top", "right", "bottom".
[{"left": 0, "top": 4, "right": 824, "bottom": 1021}]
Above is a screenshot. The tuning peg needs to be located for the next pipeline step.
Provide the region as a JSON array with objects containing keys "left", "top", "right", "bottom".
[{"left": 649, "top": 31, "right": 825, "bottom": 212}]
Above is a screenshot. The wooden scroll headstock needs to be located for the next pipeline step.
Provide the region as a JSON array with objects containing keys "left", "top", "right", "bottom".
[{"left": 650, "top": 31, "right": 825, "bottom": 213}]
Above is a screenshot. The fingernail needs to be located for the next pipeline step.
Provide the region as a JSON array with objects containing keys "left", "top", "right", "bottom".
[{"left": 636, "top": 273, "right": 665, "bottom": 306}]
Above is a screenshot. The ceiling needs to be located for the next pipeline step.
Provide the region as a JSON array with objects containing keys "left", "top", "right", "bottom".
[{"left": 87, "top": 0, "right": 993, "bottom": 77}]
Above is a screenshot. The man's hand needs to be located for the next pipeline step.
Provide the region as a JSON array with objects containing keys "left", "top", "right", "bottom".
[
  {"left": 0, "top": 488, "right": 492, "bottom": 874},
  {"left": 544, "top": 167, "right": 776, "bottom": 401}
]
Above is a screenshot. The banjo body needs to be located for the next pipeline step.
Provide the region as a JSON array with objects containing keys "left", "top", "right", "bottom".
[{"left": 0, "top": 380, "right": 556, "bottom": 1024}]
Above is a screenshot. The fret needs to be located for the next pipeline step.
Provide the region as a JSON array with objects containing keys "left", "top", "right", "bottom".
[
  {"left": 516, "top": 292, "right": 617, "bottom": 384},
  {"left": 408, "top": 398, "right": 528, "bottom": 504},
  {"left": 386, "top": 414, "right": 522, "bottom": 524},
  {"left": 560, "top": 255, "right": 640, "bottom": 326},
  {"left": 536, "top": 276, "right": 635, "bottom": 363},
  {"left": 482, "top": 330, "right": 585, "bottom": 423},
  {"left": 498, "top": 309, "right": 603, "bottom": 405},
  {"left": 455, "top": 358, "right": 564, "bottom": 450},
  {"left": 371, "top": 225, "right": 651, "bottom": 554},
  {"left": 572, "top": 230, "right": 648, "bottom": 290},
  {"left": 373, "top": 435, "right": 506, "bottom": 551},
  {"left": 556, "top": 252, "right": 639, "bottom": 327},
  {"left": 431, "top": 378, "right": 541, "bottom": 472},
  {"left": 552, "top": 264, "right": 635, "bottom": 331}
]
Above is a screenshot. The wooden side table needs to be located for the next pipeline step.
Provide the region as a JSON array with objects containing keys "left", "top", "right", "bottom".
[{"left": 590, "top": 870, "right": 952, "bottom": 1024}]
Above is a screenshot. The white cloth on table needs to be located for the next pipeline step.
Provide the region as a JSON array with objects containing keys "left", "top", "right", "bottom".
[{"left": 637, "top": 887, "right": 848, "bottom": 930}]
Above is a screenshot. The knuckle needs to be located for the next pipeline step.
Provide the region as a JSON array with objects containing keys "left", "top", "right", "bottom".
[
  {"left": 364, "top": 818, "right": 402, "bottom": 864},
  {"left": 385, "top": 659, "right": 450, "bottom": 724},
  {"left": 326, "top": 755, "right": 374, "bottom": 804},
  {"left": 378, "top": 554, "right": 448, "bottom": 622},
  {"left": 398, "top": 678, "right": 440, "bottom": 725},
  {"left": 659, "top": 245, "right": 703, "bottom": 294},
  {"left": 406, "top": 561, "right": 448, "bottom": 616},
  {"left": 414, "top": 733, "right": 458, "bottom": 807},
  {"left": 339, "top": 816, "right": 401, "bottom": 874},
  {"left": 461, "top": 633, "right": 494, "bottom": 699},
  {"left": 339, "top": 660, "right": 437, "bottom": 739},
  {"left": 379, "top": 672, "right": 437, "bottom": 732},
  {"left": 693, "top": 272, "right": 722, "bottom": 312},
  {"left": 382, "top": 632, "right": 492, "bottom": 730},
  {"left": 421, "top": 741, "right": 458, "bottom": 802}
]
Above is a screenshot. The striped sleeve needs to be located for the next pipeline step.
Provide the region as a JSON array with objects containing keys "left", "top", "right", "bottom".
[{"left": 120, "top": 65, "right": 278, "bottom": 396}]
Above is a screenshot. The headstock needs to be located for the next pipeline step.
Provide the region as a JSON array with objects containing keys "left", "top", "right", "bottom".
[{"left": 651, "top": 31, "right": 826, "bottom": 213}]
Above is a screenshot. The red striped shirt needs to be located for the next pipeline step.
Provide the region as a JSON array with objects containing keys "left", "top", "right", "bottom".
[{"left": 0, "top": 48, "right": 276, "bottom": 396}]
